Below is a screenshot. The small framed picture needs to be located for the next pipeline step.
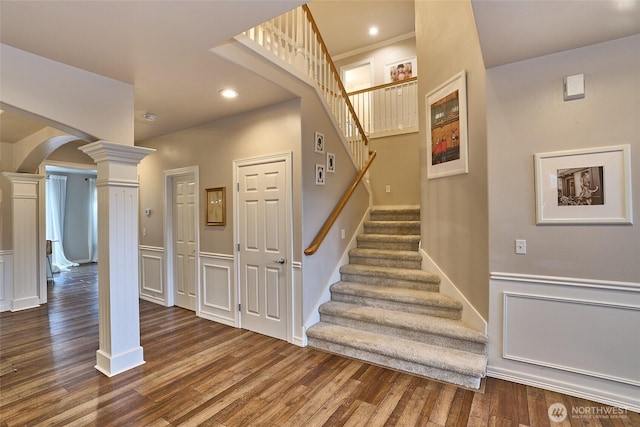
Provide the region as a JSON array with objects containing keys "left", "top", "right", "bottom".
[
  {"left": 315, "top": 164, "right": 325, "bottom": 185},
  {"left": 327, "top": 153, "right": 336, "bottom": 173},
  {"left": 315, "top": 131, "right": 325, "bottom": 153},
  {"left": 206, "top": 187, "right": 226, "bottom": 226},
  {"left": 385, "top": 57, "right": 417, "bottom": 83}
]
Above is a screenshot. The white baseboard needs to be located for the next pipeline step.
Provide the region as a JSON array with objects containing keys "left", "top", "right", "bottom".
[
  {"left": 420, "top": 248, "right": 487, "bottom": 333},
  {"left": 488, "top": 365, "right": 640, "bottom": 413}
]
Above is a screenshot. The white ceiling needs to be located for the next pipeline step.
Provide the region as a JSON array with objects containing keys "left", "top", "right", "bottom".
[
  {"left": 307, "top": 0, "right": 416, "bottom": 58},
  {"left": 472, "top": 0, "right": 640, "bottom": 68},
  {"left": 1, "top": 0, "right": 638, "bottom": 145}
]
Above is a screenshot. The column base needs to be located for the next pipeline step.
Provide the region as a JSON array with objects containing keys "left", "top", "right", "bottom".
[
  {"left": 95, "top": 347, "right": 145, "bottom": 377},
  {"left": 11, "top": 296, "right": 40, "bottom": 312}
]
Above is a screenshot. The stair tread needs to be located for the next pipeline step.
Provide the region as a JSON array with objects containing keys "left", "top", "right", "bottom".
[
  {"left": 349, "top": 248, "right": 421, "bottom": 261},
  {"left": 307, "top": 323, "right": 487, "bottom": 376},
  {"left": 364, "top": 220, "right": 421, "bottom": 226},
  {"left": 340, "top": 263, "right": 440, "bottom": 284},
  {"left": 319, "top": 301, "right": 487, "bottom": 344},
  {"left": 357, "top": 234, "right": 420, "bottom": 241},
  {"left": 371, "top": 205, "right": 420, "bottom": 213},
  {"left": 331, "top": 281, "right": 461, "bottom": 309}
]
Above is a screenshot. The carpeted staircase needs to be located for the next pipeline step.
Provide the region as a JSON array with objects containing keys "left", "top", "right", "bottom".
[{"left": 306, "top": 206, "right": 488, "bottom": 389}]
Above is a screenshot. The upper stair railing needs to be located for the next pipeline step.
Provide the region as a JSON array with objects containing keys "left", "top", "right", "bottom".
[
  {"left": 243, "top": 5, "right": 369, "bottom": 169},
  {"left": 348, "top": 77, "right": 419, "bottom": 138}
]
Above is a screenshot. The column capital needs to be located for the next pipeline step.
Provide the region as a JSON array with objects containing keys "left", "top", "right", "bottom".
[
  {"left": 1, "top": 172, "right": 45, "bottom": 183},
  {"left": 79, "top": 141, "right": 154, "bottom": 165},
  {"left": 1, "top": 172, "right": 44, "bottom": 199}
]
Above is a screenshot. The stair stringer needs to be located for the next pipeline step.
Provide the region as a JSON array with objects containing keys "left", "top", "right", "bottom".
[
  {"left": 419, "top": 244, "right": 487, "bottom": 334},
  {"left": 302, "top": 205, "right": 372, "bottom": 339}
]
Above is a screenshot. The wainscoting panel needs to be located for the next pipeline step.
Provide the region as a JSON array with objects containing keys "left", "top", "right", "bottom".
[
  {"left": 199, "top": 252, "right": 236, "bottom": 327},
  {"left": 0, "top": 251, "right": 13, "bottom": 312},
  {"left": 503, "top": 292, "right": 640, "bottom": 386},
  {"left": 139, "top": 246, "right": 167, "bottom": 306},
  {"left": 489, "top": 273, "right": 640, "bottom": 412}
]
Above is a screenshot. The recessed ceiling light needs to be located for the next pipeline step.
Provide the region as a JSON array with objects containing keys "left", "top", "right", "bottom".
[
  {"left": 369, "top": 26, "right": 378, "bottom": 36},
  {"left": 143, "top": 113, "right": 157, "bottom": 122},
  {"left": 219, "top": 89, "right": 239, "bottom": 99}
]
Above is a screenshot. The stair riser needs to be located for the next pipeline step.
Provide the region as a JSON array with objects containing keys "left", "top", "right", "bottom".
[
  {"left": 364, "top": 225, "right": 420, "bottom": 235},
  {"left": 356, "top": 240, "right": 419, "bottom": 251},
  {"left": 370, "top": 212, "right": 420, "bottom": 222},
  {"left": 349, "top": 255, "right": 422, "bottom": 270},
  {"left": 340, "top": 273, "right": 439, "bottom": 291},
  {"left": 331, "top": 293, "right": 461, "bottom": 320},
  {"left": 320, "top": 314, "right": 486, "bottom": 355},
  {"left": 308, "top": 338, "right": 482, "bottom": 389}
]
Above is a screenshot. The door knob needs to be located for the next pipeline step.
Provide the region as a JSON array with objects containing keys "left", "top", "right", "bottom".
[{"left": 273, "top": 257, "right": 286, "bottom": 264}]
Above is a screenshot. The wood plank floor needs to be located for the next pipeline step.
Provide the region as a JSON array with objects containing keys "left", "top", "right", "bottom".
[{"left": 1, "top": 264, "right": 637, "bottom": 426}]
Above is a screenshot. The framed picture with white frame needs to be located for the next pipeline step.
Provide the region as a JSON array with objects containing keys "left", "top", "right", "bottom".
[
  {"left": 534, "top": 144, "right": 632, "bottom": 224},
  {"left": 384, "top": 57, "right": 417, "bottom": 83},
  {"left": 326, "top": 153, "right": 335, "bottom": 173},
  {"left": 315, "top": 163, "right": 325, "bottom": 185},
  {"left": 426, "top": 70, "right": 468, "bottom": 179},
  {"left": 314, "top": 131, "right": 325, "bottom": 153}
]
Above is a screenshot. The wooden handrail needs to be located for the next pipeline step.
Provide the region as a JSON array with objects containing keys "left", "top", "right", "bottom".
[
  {"left": 302, "top": 4, "right": 369, "bottom": 146},
  {"left": 347, "top": 77, "right": 418, "bottom": 97},
  {"left": 304, "top": 150, "right": 377, "bottom": 256}
]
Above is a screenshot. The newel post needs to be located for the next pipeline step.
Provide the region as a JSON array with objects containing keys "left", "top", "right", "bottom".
[{"left": 80, "top": 141, "right": 154, "bottom": 377}]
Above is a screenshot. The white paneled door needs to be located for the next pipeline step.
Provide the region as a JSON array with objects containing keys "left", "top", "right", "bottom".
[
  {"left": 173, "top": 174, "right": 197, "bottom": 311},
  {"left": 237, "top": 157, "right": 289, "bottom": 341}
]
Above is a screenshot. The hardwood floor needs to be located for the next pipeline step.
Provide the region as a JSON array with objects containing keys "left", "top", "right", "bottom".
[{"left": 1, "top": 264, "right": 637, "bottom": 426}]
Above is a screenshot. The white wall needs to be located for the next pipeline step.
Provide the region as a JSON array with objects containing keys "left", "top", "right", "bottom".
[{"left": 0, "top": 44, "right": 134, "bottom": 145}]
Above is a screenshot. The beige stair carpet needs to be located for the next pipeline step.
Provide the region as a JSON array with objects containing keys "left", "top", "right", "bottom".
[{"left": 307, "top": 206, "right": 488, "bottom": 389}]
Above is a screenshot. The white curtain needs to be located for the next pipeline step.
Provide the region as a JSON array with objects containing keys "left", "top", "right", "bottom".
[
  {"left": 87, "top": 177, "right": 98, "bottom": 263},
  {"left": 46, "top": 175, "right": 78, "bottom": 272}
]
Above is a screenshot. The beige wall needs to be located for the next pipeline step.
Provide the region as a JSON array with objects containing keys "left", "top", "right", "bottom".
[
  {"left": 369, "top": 132, "right": 421, "bottom": 206},
  {"left": 299, "top": 93, "right": 370, "bottom": 320},
  {"left": 334, "top": 36, "right": 420, "bottom": 208},
  {"left": 137, "top": 92, "right": 370, "bottom": 323},
  {"left": 416, "top": 0, "right": 490, "bottom": 318},
  {"left": 138, "top": 99, "right": 302, "bottom": 256},
  {"left": 47, "top": 141, "right": 94, "bottom": 165},
  {"left": 334, "top": 37, "right": 416, "bottom": 87},
  {"left": 487, "top": 34, "right": 640, "bottom": 282}
]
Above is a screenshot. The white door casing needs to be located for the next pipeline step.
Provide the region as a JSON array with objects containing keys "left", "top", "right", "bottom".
[
  {"left": 173, "top": 174, "right": 197, "bottom": 311},
  {"left": 234, "top": 153, "right": 292, "bottom": 342},
  {"left": 164, "top": 166, "right": 199, "bottom": 310}
]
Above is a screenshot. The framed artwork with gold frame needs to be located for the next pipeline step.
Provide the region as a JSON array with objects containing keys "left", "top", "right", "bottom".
[{"left": 206, "top": 187, "right": 226, "bottom": 226}]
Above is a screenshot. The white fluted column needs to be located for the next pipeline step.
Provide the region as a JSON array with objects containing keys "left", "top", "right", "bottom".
[
  {"left": 80, "top": 141, "right": 154, "bottom": 377},
  {"left": 1, "top": 172, "right": 44, "bottom": 311}
]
